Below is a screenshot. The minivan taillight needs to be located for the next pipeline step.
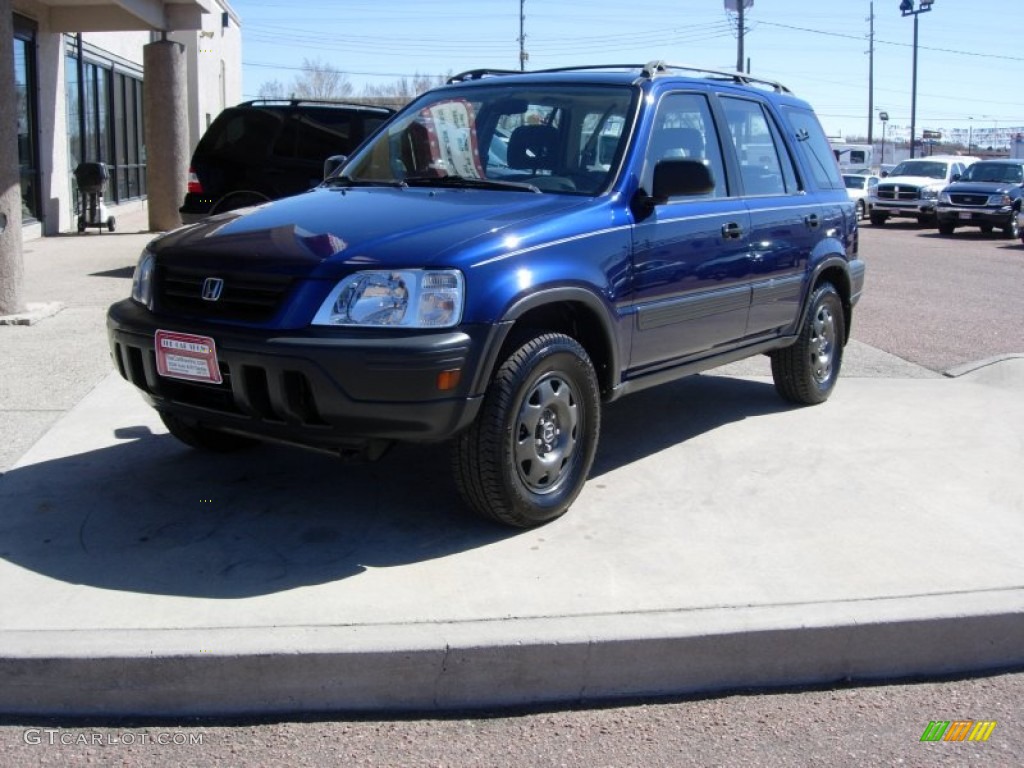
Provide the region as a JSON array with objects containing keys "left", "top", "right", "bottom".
[{"left": 187, "top": 167, "right": 202, "bottom": 194}]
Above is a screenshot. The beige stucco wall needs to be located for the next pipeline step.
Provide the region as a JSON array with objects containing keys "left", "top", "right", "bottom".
[{"left": 169, "top": 0, "right": 242, "bottom": 153}]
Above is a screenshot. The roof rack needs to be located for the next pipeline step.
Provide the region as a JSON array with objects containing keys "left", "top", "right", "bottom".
[
  {"left": 447, "top": 69, "right": 525, "bottom": 84},
  {"left": 237, "top": 98, "right": 392, "bottom": 110},
  {"left": 445, "top": 62, "right": 791, "bottom": 94}
]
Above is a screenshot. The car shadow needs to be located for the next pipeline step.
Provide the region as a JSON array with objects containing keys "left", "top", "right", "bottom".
[
  {"left": 0, "top": 373, "right": 789, "bottom": 600},
  {"left": 89, "top": 266, "right": 136, "bottom": 279}
]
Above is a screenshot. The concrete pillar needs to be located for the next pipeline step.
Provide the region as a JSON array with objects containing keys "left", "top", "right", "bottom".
[
  {"left": 0, "top": 0, "right": 26, "bottom": 316},
  {"left": 143, "top": 39, "right": 189, "bottom": 232}
]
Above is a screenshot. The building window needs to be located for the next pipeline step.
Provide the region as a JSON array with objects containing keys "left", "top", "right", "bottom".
[
  {"left": 66, "top": 41, "right": 146, "bottom": 212},
  {"left": 14, "top": 15, "right": 40, "bottom": 222}
]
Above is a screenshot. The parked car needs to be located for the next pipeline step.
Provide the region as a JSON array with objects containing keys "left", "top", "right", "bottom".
[
  {"left": 843, "top": 173, "right": 880, "bottom": 220},
  {"left": 868, "top": 155, "right": 979, "bottom": 226},
  {"left": 179, "top": 100, "right": 394, "bottom": 223},
  {"left": 109, "top": 62, "right": 865, "bottom": 528},
  {"left": 935, "top": 158, "right": 1024, "bottom": 237}
]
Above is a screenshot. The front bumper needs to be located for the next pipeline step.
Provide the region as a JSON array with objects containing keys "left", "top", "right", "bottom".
[
  {"left": 107, "top": 299, "right": 499, "bottom": 451},
  {"left": 870, "top": 199, "right": 936, "bottom": 217},
  {"left": 936, "top": 204, "right": 1014, "bottom": 227}
]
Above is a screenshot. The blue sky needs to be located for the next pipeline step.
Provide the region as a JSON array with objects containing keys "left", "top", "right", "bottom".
[{"left": 232, "top": 0, "right": 1024, "bottom": 147}]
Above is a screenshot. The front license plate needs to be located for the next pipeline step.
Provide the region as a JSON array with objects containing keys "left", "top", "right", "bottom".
[
  {"left": 155, "top": 330, "right": 223, "bottom": 384},
  {"left": 959, "top": 212, "right": 974, "bottom": 220}
]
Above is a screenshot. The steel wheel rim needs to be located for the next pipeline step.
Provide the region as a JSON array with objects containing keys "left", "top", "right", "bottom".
[
  {"left": 810, "top": 303, "right": 837, "bottom": 384},
  {"left": 513, "top": 372, "right": 580, "bottom": 494}
]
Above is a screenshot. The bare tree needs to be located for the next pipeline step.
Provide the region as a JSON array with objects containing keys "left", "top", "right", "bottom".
[
  {"left": 291, "top": 58, "right": 353, "bottom": 100},
  {"left": 256, "top": 79, "right": 287, "bottom": 100},
  {"left": 359, "top": 72, "right": 449, "bottom": 110}
]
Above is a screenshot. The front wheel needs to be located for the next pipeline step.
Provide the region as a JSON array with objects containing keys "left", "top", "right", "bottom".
[
  {"left": 856, "top": 200, "right": 866, "bottom": 220},
  {"left": 160, "top": 412, "right": 257, "bottom": 452},
  {"left": 869, "top": 212, "right": 887, "bottom": 226},
  {"left": 1003, "top": 214, "right": 1020, "bottom": 239},
  {"left": 938, "top": 221, "right": 956, "bottom": 235},
  {"left": 770, "top": 282, "right": 845, "bottom": 405},
  {"left": 452, "top": 332, "right": 601, "bottom": 528}
]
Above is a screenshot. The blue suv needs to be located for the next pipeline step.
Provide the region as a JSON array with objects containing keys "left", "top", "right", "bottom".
[{"left": 108, "top": 63, "right": 865, "bottom": 528}]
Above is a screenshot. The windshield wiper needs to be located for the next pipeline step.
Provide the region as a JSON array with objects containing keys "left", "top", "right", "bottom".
[
  {"left": 404, "top": 175, "right": 541, "bottom": 194},
  {"left": 323, "top": 177, "right": 407, "bottom": 189}
]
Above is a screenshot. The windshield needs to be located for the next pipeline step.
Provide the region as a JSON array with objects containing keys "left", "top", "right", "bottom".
[
  {"left": 961, "top": 162, "right": 1024, "bottom": 183},
  {"left": 843, "top": 175, "right": 867, "bottom": 190},
  {"left": 887, "top": 160, "right": 948, "bottom": 179},
  {"left": 342, "top": 83, "right": 636, "bottom": 196}
]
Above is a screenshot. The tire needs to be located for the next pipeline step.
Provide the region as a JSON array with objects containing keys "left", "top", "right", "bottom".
[
  {"left": 856, "top": 200, "right": 865, "bottom": 220},
  {"left": 107, "top": 217, "right": 116, "bottom": 233},
  {"left": 77, "top": 216, "right": 85, "bottom": 233},
  {"left": 210, "top": 191, "right": 270, "bottom": 215},
  {"left": 937, "top": 222, "right": 956, "bottom": 235},
  {"left": 160, "top": 412, "right": 257, "bottom": 452},
  {"left": 916, "top": 214, "right": 933, "bottom": 227},
  {"left": 979, "top": 223, "right": 994, "bottom": 234},
  {"left": 452, "top": 332, "right": 601, "bottom": 528},
  {"left": 770, "top": 282, "right": 845, "bottom": 405},
  {"left": 1003, "top": 214, "right": 1020, "bottom": 239},
  {"left": 869, "top": 212, "right": 887, "bottom": 226}
]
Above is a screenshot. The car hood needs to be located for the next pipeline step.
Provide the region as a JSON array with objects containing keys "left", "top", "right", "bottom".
[
  {"left": 942, "top": 180, "right": 1019, "bottom": 196},
  {"left": 877, "top": 175, "right": 946, "bottom": 188},
  {"left": 150, "top": 187, "right": 591, "bottom": 278}
]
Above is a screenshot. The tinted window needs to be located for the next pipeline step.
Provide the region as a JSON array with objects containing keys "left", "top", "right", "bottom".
[
  {"left": 962, "top": 162, "right": 1024, "bottom": 183},
  {"left": 782, "top": 106, "right": 844, "bottom": 190},
  {"left": 275, "top": 110, "right": 356, "bottom": 162},
  {"left": 721, "top": 97, "right": 795, "bottom": 196}
]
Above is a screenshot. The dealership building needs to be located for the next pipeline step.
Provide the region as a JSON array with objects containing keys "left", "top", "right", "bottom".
[{"left": 7, "top": 0, "right": 241, "bottom": 240}]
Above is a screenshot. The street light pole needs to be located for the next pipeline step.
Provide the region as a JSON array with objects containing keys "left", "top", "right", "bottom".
[
  {"left": 879, "top": 111, "right": 889, "bottom": 167},
  {"left": 968, "top": 117, "right": 973, "bottom": 155},
  {"left": 900, "top": 1, "right": 933, "bottom": 159}
]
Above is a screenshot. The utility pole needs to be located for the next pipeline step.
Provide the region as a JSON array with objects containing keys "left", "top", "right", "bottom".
[
  {"left": 867, "top": 1, "right": 874, "bottom": 144},
  {"left": 736, "top": 1, "right": 745, "bottom": 73},
  {"left": 518, "top": 0, "right": 527, "bottom": 71}
]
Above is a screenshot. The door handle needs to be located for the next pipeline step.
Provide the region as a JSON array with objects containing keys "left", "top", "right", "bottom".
[
  {"left": 805, "top": 213, "right": 820, "bottom": 229},
  {"left": 721, "top": 222, "right": 744, "bottom": 240}
]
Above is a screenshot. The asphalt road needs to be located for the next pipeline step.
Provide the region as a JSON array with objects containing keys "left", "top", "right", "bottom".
[
  {"left": 853, "top": 223, "right": 1024, "bottom": 372},
  {"left": 2, "top": 223, "right": 1022, "bottom": 767}
]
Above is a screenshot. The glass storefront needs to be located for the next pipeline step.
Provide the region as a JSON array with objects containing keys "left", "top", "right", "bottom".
[
  {"left": 14, "top": 15, "right": 39, "bottom": 222},
  {"left": 66, "top": 39, "right": 146, "bottom": 213}
]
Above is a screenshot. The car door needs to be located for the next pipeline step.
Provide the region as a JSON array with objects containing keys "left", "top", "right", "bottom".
[
  {"left": 629, "top": 91, "right": 752, "bottom": 370},
  {"left": 719, "top": 97, "right": 818, "bottom": 337}
]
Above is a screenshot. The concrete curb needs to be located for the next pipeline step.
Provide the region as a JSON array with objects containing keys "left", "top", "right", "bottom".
[
  {"left": 944, "top": 353, "right": 1024, "bottom": 378},
  {"left": 2, "top": 590, "right": 1022, "bottom": 716}
]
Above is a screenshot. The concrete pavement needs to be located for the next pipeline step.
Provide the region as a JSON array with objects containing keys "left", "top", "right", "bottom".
[{"left": 1, "top": 204, "right": 1022, "bottom": 716}]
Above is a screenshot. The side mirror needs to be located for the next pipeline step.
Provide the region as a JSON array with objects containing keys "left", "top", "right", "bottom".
[
  {"left": 951, "top": 173, "right": 961, "bottom": 182},
  {"left": 323, "top": 154, "right": 348, "bottom": 179},
  {"left": 881, "top": 170, "right": 889, "bottom": 177},
  {"left": 651, "top": 159, "right": 715, "bottom": 204}
]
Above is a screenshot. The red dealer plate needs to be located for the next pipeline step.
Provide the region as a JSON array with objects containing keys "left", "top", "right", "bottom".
[{"left": 155, "top": 330, "right": 223, "bottom": 384}]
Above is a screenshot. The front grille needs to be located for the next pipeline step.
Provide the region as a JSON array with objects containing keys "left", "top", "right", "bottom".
[
  {"left": 156, "top": 265, "right": 293, "bottom": 322},
  {"left": 949, "top": 193, "right": 990, "bottom": 207},
  {"left": 876, "top": 185, "right": 921, "bottom": 201}
]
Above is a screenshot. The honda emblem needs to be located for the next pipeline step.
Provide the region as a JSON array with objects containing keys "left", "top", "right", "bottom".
[{"left": 201, "top": 277, "right": 224, "bottom": 302}]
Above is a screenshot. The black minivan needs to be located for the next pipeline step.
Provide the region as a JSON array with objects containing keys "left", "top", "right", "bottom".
[{"left": 179, "top": 99, "right": 394, "bottom": 223}]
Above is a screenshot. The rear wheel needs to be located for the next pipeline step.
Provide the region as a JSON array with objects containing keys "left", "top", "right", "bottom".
[
  {"left": 770, "top": 282, "right": 845, "bottom": 405},
  {"left": 160, "top": 412, "right": 257, "bottom": 452},
  {"left": 452, "top": 332, "right": 600, "bottom": 528},
  {"left": 856, "top": 200, "right": 866, "bottom": 220}
]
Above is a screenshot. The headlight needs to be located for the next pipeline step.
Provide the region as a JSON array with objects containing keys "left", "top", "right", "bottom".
[
  {"left": 131, "top": 249, "right": 155, "bottom": 309},
  {"left": 920, "top": 187, "right": 940, "bottom": 200},
  {"left": 312, "top": 269, "right": 464, "bottom": 328},
  {"left": 988, "top": 194, "right": 1012, "bottom": 206}
]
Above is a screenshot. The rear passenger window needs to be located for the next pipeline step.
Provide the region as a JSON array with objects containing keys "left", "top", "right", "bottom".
[
  {"left": 720, "top": 97, "right": 796, "bottom": 196},
  {"left": 782, "top": 107, "right": 845, "bottom": 191}
]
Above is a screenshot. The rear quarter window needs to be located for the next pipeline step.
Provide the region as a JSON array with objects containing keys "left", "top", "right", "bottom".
[{"left": 782, "top": 107, "right": 844, "bottom": 191}]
